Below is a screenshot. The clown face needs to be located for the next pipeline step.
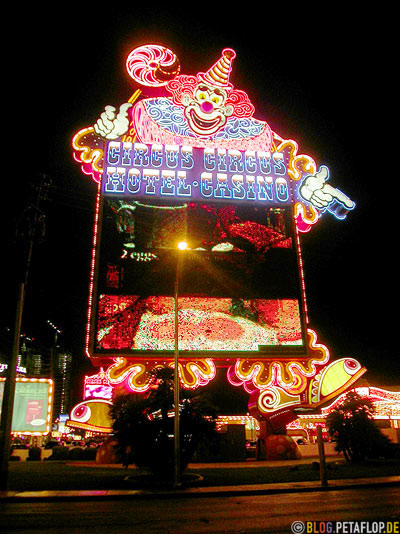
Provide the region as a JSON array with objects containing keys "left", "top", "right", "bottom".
[{"left": 182, "top": 82, "right": 234, "bottom": 136}]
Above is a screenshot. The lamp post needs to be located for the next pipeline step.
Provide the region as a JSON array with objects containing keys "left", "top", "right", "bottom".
[{"left": 173, "top": 241, "right": 187, "bottom": 488}]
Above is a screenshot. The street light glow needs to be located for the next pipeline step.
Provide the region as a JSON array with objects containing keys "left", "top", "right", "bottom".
[{"left": 177, "top": 241, "right": 187, "bottom": 251}]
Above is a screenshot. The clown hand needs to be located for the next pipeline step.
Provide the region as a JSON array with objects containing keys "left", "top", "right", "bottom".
[
  {"left": 300, "top": 166, "right": 355, "bottom": 211},
  {"left": 93, "top": 103, "right": 132, "bottom": 140}
]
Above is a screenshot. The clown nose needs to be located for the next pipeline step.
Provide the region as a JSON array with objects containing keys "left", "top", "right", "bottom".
[{"left": 200, "top": 101, "right": 214, "bottom": 113}]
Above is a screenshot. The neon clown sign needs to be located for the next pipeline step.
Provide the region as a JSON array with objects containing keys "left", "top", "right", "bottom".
[
  {"left": 75, "top": 44, "right": 356, "bottom": 226},
  {"left": 72, "top": 44, "right": 364, "bottom": 435}
]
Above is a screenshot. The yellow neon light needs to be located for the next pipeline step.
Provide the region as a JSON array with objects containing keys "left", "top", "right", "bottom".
[
  {"left": 72, "top": 127, "right": 104, "bottom": 177},
  {"left": 106, "top": 357, "right": 216, "bottom": 392},
  {"left": 234, "top": 329, "right": 329, "bottom": 394}
]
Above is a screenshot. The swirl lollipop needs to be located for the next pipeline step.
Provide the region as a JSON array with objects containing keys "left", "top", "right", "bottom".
[{"left": 126, "top": 44, "right": 180, "bottom": 87}]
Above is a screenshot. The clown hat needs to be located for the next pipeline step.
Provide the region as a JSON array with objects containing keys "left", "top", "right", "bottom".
[{"left": 199, "top": 48, "right": 236, "bottom": 88}]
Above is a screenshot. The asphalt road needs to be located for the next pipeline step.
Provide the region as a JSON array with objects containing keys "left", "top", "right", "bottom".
[{"left": 1, "top": 487, "right": 399, "bottom": 533}]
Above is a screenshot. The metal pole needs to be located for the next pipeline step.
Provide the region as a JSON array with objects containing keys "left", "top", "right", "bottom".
[
  {"left": 317, "top": 425, "right": 328, "bottom": 487},
  {"left": 173, "top": 253, "right": 181, "bottom": 488},
  {"left": 0, "top": 282, "right": 25, "bottom": 490}
]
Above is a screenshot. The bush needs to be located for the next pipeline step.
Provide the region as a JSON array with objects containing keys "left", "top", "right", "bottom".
[
  {"left": 110, "top": 367, "right": 218, "bottom": 480},
  {"left": 67, "top": 447, "right": 84, "bottom": 460},
  {"left": 47, "top": 446, "right": 69, "bottom": 461},
  {"left": 326, "top": 392, "right": 392, "bottom": 461},
  {"left": 27, "top": 447, "right": 41, "bottom": 461},
  {"left": 82, "top": 447, "right": 98, "bottom": 460}
]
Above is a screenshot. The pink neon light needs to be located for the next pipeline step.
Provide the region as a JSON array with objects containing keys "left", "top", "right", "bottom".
[
  {"left": 294, "top": 222, "right": 309, "bottom": 324},
  {"left": 126, "top": 44, "right": 180, "bottom": 87},
  {"left": 85, "top": 180, "right": 102, "bottom": 359}
]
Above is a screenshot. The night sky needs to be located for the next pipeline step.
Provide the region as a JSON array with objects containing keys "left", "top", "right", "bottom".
[{"left": 3, "top": 7, "right": 398, "bottom": 407}]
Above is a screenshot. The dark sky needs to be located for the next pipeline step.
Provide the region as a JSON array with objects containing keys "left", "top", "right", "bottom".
[{"left": 3, "top": 7, "right": 398, "bottom": 404}]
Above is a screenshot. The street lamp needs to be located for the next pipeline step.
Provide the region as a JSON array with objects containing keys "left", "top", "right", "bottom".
[{"left": 173, "top": 240, "right": 187, "bottom": 488}]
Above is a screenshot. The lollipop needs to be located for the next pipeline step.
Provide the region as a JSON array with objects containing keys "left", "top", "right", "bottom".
[{"left": 126, "top": 44, "right": 180, "bottom": 87}]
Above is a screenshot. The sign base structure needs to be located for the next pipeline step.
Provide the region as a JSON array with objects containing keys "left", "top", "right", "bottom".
[
  {"left": 72, "top": 44, "right": 363, "bottom": 435},
  {"left": 75, "top": 329, "right": 364, "bottom": 434}
]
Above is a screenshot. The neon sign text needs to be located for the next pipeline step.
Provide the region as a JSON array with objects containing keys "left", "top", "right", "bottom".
[{"left": 103, "top": 141, "right": 291, "bottom": 205}]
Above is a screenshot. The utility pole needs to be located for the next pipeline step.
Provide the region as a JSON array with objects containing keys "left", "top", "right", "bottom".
[
  {"left": 0, "top": 176, "right": 49, "bottom": 490},
  {"left": 0, "top": 283, "right": 24, "bottom": 489}
]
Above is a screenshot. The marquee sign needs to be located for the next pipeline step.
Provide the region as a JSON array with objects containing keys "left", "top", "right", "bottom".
[{"left": 104, "top": 141, "right": 291, "bottom": 205}]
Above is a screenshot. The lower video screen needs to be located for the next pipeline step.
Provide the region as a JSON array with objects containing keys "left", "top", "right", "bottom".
[{"left": 95, "top": 296, "right": 304, "bottom": 352}]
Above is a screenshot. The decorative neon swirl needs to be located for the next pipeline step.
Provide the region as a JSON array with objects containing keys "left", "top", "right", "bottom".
[
  {"left": 175, "top": 359, "right": 216, "bottom": 389},
  {"left": 106, "top": 358, "right": 151, "bottom": 393},
  {"left": 229, "top": 329, "right": 330, "bottom": 395},
  {"left": 257, "top": 386, "right": 301, "bottom": 413},
  {"left": 273, "top": 135, "right": 319, "bottom": 231},
  {"left": 72, "top": 127, "right": 104, "bottom": 183},
  {"left": 106, "top": 357, "right": 216, "bottom": 392}
]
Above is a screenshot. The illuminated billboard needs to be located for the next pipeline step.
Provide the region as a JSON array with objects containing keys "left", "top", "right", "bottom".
[
  {"left": 72, "top": 44, "right": 364, "bottom": 429},
  {"left": 84, "top": 368, "right": 113, "bottom": 400},
  {"left": 0, "top": 378, "right": 53, "bottom": 435}
]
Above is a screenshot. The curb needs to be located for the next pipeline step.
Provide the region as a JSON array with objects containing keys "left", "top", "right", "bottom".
[{"left": 1, "top": 477, "right": 399, "bottom": 502}]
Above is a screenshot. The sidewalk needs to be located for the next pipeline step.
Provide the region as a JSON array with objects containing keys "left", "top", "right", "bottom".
[
  {"left": 1, "top": 459, "right": 399, "bottom": 502},
  {"left": 1, "top": 476, "right": 399, "bottom": 502}
]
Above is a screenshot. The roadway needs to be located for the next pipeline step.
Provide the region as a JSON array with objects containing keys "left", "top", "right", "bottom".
[{"left": 1, "top": 486, "right": 399, "bottom": 533}]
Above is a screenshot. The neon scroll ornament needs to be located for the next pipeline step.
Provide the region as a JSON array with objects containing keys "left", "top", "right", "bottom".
[
  {"left": 106, "top": 357, "right": 216, "bottom": 392},
  {"left": 72, "top": 44, "right": 356, "bottom": 230}
]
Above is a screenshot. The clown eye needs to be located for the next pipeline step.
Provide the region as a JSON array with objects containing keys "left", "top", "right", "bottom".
[
  {"left": 196, "top": 90, "right": 207, "bottom": 100},
  {"left": 212, "top": 95, "right": 222, "bottom": 105}
]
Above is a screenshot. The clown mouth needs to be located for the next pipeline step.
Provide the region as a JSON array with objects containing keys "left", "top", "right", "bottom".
[{"left": 189, "top": 110, "right": 223, "bottom": 132}]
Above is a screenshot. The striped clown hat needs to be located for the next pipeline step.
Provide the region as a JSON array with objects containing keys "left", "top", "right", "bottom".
[{"left": 198, "top": 48, "right": 236, "bottom": 88}]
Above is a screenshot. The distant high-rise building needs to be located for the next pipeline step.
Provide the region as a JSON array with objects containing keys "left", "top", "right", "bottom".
[
  {"left": 27, "top": 353, "right": 43, "bottom": 376},
  {"left": 52, "top": 351, "right": 72, "bottom": 419}
]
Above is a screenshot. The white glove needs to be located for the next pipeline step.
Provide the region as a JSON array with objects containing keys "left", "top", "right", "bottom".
[{"left": 93, "top": 103, "right": 132, "bottom": 140}]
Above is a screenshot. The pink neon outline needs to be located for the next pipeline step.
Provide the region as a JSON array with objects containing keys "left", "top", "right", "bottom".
[{"left": 85, "top": 180, "right": 102, "bottom": 359}]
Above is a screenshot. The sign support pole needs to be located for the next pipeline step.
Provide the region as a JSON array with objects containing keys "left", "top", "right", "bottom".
[
  {"left": 173, "top": 254, "right": 181, "bottom": 488},
  {"left": 317, "top": 425, "right": 328, "bottom": 487}
]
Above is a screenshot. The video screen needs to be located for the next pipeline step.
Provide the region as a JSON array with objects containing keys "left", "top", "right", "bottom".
[{"left": 93, "top": 200, "right": 306, "bottom": 354}]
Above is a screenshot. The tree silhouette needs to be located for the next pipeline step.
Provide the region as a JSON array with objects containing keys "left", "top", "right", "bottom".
[
  {"left": 326, "top": 392, "right": 391, "bottom": 461},
  {"left": 110, "top": 367, "right": 218, "bottom": 479}
]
